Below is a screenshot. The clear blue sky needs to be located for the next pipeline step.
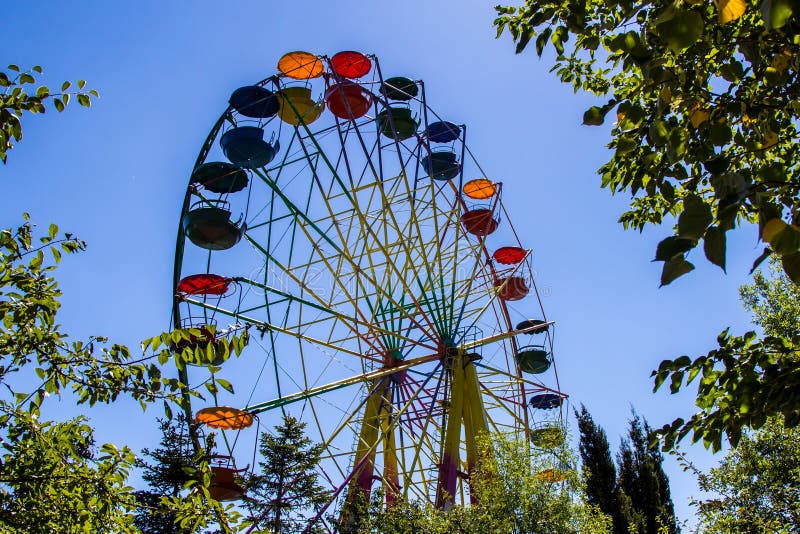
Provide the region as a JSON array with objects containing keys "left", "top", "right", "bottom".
[{"left": 5, "top": 0, "right": 759, "bottom": 527}]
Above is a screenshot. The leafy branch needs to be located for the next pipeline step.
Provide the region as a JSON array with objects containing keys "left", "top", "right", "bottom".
[{"left": 0, "top": 64, "right": 98, "bottom": 163}]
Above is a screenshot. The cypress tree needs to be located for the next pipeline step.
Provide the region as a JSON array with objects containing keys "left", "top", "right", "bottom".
[
  {"left": 617, "top": 413, "right": 679, "bottom": 534},
  {"left": 575, "top": 405, "right": 626, "bottom": 534}
]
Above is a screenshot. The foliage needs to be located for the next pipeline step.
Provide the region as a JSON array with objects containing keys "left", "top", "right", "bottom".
[
  {"left": 664, "top": 259, "right": 800, "bottom": 531},
  {"left": 576, "top": 405, "right": 625, "bottom": 533},
  {"left": 243, "top": 414, "right": 331, "bottom": 533},
  {"left": 0, "top": 64, "right": 98, "bottom": 163},
  {"left": 353, "top": 434, "right": 612, "bottom": 533},
  {"left": 616, "top": 414, "right": 678, "bottom": 533},
  {"left": 576, "top": 407, "right": 678, "bottom": 533},
  {"left": 0, "top": 216, "right": 250, "bottom": 530},
  {"left": 0, "top": 65, "right": 251, "bottom": 531},
  {"left": 144, "top": 430, "right": 245, "bottom": 534},
  {"left": 689, "top": 416, "right": 800, "bottom": 532},
  {"left": 134, "top": 416, "right": 197, "bottom": 533},
  {"left": 0, "top": 216, "right": 190, "bottom": 416},
  {"left": 0, "top": 411, "right": 138, "bottom": 533},
  {"left": 493, "top": 0, "right": 800, "bottom": 453},
  {"left": 652, "top": 258, "right": 800, "bottom": 451},
  {"left": 739, "top": 256, "right": 800, "bottom": 337},
  {"left": 653, "top": 327, "right": 800, "bottom": 451},
  {"left": 0, "top": 214, "right": 249, "bottom": 417},
  {"left": 495, "top": 0, "right": 799, "bottom": 285}
]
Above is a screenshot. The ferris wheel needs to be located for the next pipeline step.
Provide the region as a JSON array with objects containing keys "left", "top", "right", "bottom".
[{"left": 171, "top": 50, "right": 567, "bottom": 529}]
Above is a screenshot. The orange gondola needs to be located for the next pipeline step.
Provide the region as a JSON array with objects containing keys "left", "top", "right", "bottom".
[{"left": 195, "top": 406, "right": 254, "bottom": 430}]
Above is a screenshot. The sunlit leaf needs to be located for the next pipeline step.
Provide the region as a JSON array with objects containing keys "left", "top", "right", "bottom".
[
  {"left": 761, "top": 0, "right": 794, "bottom": 29},
  {"left": 716, "top": 0, "right": 746, "bottom": 23}
]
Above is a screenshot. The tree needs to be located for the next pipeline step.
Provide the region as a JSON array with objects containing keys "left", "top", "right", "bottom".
[
  {"left": 681, "top": 258, "right": 800, "bottom": 531},
  {"left": 0, "top": 411, "right": 138, "bottom": 533},
  {"left": 739, "top": 256, "right": 800, "bottom": 338},
  {"left": 0, "top": 63, "right": 250, "bottom": 531},
  {"left": 495, "top": 0, "right": 798, "bottom": 283},
  {"left": 616, "top": 414, "right": 678, "bottom": 534},
  {"left": 692, "top": 417, "right": 800, "bottom": 532},
  {"left": 576, "top": 407, "right": 678, "bottom": 534},
  {"left": 243, "top": 414, "right": 331, "bottom": 533},
  {"left": 356, "top": 434, "right": 613, "bottom": 533},
  {"left": 1, "top": 64, "right": 97, "bottom": 163},
  {"left": 576, "top": 405, "right": 625, "bottom": 534},
  {"left": 651, "top": 258, "right": 800, "bottom": 452},
  {"left": 494, "top": 0, "right": 800, "bottom": 451},
  {"left": 0, "top": 217, "right": 249, "bottom": 532},
  {"left": 133, "top": 417, "right": 197, "bottom": 533}
]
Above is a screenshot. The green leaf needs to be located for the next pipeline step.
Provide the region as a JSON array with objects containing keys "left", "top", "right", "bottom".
[
  {"left": 535, "top": 27, "right": 553, "bottom": 56},
  {"left": 750, "top": 247, "right": 772, "bottom": 274},
  {"left": 515, "top": 29, "right": 533, "bottom": 54},
  {"left": 551, "top": 26, "right": 567, "bottom": 56},
  {"left": 655, "top": 236, "right": 696, "bottom": 261},
  {"left": 761, "top": 0, "right": 794, "bottom": 29},
  {"left": 216, "top": 378, "right": 234, "bottom": 394},
  {"left": 656, "top": 10, "right": 703, "bottom": 52},
  {"left": 687, "top": 365, "right": 701, "bottom": 383},
  {"left": 703, "top": 226, "right": 727, "bottom": 271},
  {"left": 770, "top": 224, "right": 800, "bottom": 256},
  {"left": 719, "top": 61, "right": 743, "bottom": 82},
  {"left": 53, "top": 98, "right": 65, "bottom": 112},
  {"left": 704, "top": 155, "right": 730, "bottom": 176},
  {"left": 61, "top": 81, "right": 71, "bottom": 91},
  {"left": 77, "top": 94, "right": 90, "bottom": 107},
  {"left": 583, "top": 106, "right": 607, "bottom": 125},
  {"left": 678, "top": 195, "right": 713, "bottom": 240},
  {"left": 648, "top": 120, "right": 669, "bottom": 146},
  {"left": 660, "top": 255, "right": 695, "bottom": 286},
  {"left": 615, "top": 136, "right": 638, "bottom": 154},
  {"left": 77, "top": 79, "right": 86, "bottom": 89},
  {"left": 35, "top": 86, "right": 50, "bottom": 98},
  {"left": 7, "top": 64, "right": 19, "bottom": 72},
  {"left": 709, "top": 123, "right": 733, "bottom": 146},
  {"left": 781, "top": 251, "right": 800, "bottom": 283},
  {"left": 653, "top": 371, "right": 669, "bottom": 391},
  {"left": 670, "top": 371, "right": 685, "bottom": 393}
]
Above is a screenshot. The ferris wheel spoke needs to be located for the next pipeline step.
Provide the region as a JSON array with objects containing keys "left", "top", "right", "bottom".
[
  {"left": 306, "top": 158, "right": 456, "bottom": 344},
  {"left": 342, "top": 362, "right": 444, "bottom": 511},
  {"left": 394, "top": 368, "right": 447, "bottom": 500},
  {"left": 475, "top": 362, "right": 562, "bottom": 394},
  {"left": 252, "top": 170, "right": 447, "bottom": 350},
  {"left": 182, "top": 297, "right": 370, "bottom": 360},
  {"left": 245, "top": 351, "right": 440, "bottom": 414}
]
